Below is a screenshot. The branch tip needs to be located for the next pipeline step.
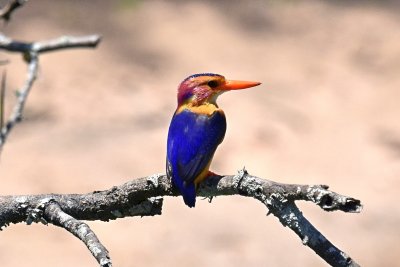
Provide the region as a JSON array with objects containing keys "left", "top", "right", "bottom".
[{"left": 305, "top": 185, "right": 362, "bottom": 213}]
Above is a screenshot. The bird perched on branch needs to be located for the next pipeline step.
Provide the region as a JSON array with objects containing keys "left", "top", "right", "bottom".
[{"left": 166, "top": 73, "right": 261, "bottom": 207}]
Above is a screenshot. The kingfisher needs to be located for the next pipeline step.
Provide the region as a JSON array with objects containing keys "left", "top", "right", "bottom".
[{"left": 166, "top": 73, "right": 261, "bottom": 207}]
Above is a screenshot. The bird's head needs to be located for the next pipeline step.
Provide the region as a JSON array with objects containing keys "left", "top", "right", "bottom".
[{"left": 177, "top": 73, "right": 261, "bottom": 106}]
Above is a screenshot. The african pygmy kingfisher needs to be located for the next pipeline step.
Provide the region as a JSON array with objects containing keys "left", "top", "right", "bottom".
[{"left": 166, "top": 73, "right": 261, "bottom": 207}]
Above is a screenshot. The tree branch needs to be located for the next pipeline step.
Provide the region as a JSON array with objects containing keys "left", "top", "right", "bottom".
[
  {"left": 0, "top": 51, "right": 38, "bottom": 148},
  {"left": 44, "top": 201, "right": 112, "bottom": 267},
  {"left": 0, "top": 34, "right": 101, "bottom": 53},
  {"left": 0, "top": 171, "right": 362, "bottom": 267},
  {"left": 0, "top": 34, "right": 101, "bottom": 151},
  {"left": 0, "top": 71, "right": 5, "bottom": 130},
  {"left": 0, "top": 0, "right": 26, "bottom": 22}
]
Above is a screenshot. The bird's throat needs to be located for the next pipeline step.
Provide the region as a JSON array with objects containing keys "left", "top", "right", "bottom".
[{"left": 177, "top": 102, "right": 220, "bottom": 116}]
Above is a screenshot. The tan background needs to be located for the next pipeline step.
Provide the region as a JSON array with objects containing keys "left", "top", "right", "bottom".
[{"left": 1, "top": 0, "right": 399, "bottom": 266}]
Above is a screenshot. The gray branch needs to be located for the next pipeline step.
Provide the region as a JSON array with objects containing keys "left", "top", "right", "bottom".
[
  {"left": 0, "top": 171, "right": 362, "bottom": 267},
  {"left": 44, "top": 201, "right": 112, "bottom": 267},
  {"left": 0, "top": 34, "right": 101, "bottom": 53},
  {"left": 0, "top": 34, "right": 101, "bottom": 151},
  {"left": 0, "top": 52, "right": 38, "bottom": 148},
  {"left": 0, "top": 0, "right": 26, "bottom": 22}
]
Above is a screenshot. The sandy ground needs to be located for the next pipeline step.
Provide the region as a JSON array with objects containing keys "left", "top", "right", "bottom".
[{"left": 0, "top": 0, "right": 399, "bottom": 266}]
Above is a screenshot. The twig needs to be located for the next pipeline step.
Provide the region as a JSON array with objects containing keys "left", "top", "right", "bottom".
[
  {"left": 44, "top": 201, "right": 112, "bottom": 267},
  {"left": 0, "top": 34, "right": 101, "bottom": 151},
  {"left": 0, "top": 34, "right": 102, "bottom": 53},
  {"left": 0, "top": 52, "right": 38, "bottom": 148},
  {"left": 0, "top": 70, "right": 5, "bottom": 129},
  {"left": 0, "top": 172, "right": 362, "bottom": 267},
  {"left": 0, "top": 0, "right": 26, "bottom": 22},
  {"left": 31, "top": 35, "right": 102, "bottom": 53}
]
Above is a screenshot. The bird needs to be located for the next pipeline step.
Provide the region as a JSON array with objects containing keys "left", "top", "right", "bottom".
[{"left": 166, "top": 73, "right": 261, "bottom": 207}]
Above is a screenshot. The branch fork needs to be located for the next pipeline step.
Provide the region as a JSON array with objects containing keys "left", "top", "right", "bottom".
[{"left": 0, "top": 34, "right": 101, "bottom": 150}]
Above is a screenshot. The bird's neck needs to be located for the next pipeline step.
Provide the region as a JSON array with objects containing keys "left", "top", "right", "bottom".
[{"left": 177, "top": 101, "right": 220, "bottom": 116}]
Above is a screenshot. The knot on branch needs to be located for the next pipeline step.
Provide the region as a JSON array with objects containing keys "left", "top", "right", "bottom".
[
  {"left": 26, "top": 197, "right": 53, "bottom": 225},
  {"left": 232, "top": 167, "right": 248, "bottom": 191},
  {"left": 146, "top": 173, "right": 164, "bottom": 189},
  {"left": 265, "top": 192, "right": 290, "bottom": 214}
]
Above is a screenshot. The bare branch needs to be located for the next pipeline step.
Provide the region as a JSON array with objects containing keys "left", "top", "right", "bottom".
[
  {"left": 0, "top": 172, "right": 361, "bottom": 267},
  {"left": 200, "top": 170, "right": 361, "bottom": 267},
  {"left": 0, "top": 193, "right": 163, "bottom": 228},
  {"left": 0, "top": 70, "right": 5, "bottom": 130},
  {"left": 0, "top": 34, "right": 101, "bottom": 151},
  {"left": 44, "top": 201, "right": 112, "bottom": 267},
  {"left": 0, "top": 52, "right": 38, "bottom": 148},
  {"left": 0, "top": 0, "right": 26, "bottom": 22},
  {"left": 0, "top": 34, "right": 102, "bottom": 53},
  {"left": 31, "top": 35, "right": 102, "bottom": 53},
  {"left": 266, "top": 196, "right": 357, "bottom": 267}
]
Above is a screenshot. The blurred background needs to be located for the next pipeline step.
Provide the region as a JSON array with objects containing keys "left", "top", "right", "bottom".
[{"left": 0, "top": 0, "right": 399, "bottom": 266}]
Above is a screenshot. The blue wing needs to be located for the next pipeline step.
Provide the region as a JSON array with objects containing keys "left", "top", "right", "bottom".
[{"left": 166, "top": 109, "right": 226, "bottom": 207}]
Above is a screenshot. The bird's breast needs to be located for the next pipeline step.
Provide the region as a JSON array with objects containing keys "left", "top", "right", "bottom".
[{"left": 167, "top": 108, "right": 227, "bottom": 165}]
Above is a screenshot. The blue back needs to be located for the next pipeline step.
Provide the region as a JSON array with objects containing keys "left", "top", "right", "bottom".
[{"left": 166, "top": 109, "right": 226, "bottom": 207}]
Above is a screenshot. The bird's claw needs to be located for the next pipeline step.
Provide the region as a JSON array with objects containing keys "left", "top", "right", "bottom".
[{"left": 202, "top": 196, "right": 214, "bottom": 203}]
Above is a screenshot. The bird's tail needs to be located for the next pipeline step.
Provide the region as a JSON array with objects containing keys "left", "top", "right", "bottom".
[{"left": 181, "top": 183, "right": 196, "bottom": 208}]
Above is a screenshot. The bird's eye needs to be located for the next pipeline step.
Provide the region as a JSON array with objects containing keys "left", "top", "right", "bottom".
[{"left": 207, "top": 80, "right": 219, "bottom": 88}]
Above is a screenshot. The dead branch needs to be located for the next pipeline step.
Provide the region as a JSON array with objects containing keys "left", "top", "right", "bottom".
[
  {"left": 0, "top": 171, "right": 362, "bottom": 267},
  {"left": 0, "top": 34, "right": 101, "bottom": 151},
  {"left": 0, "top": 34, "right": 101, "bottom": 53},
  {"left": 0, "top": 71, "right": 5, "bottom": 129},
  {"left": 44, "top": 201, "right": 112, "bottom": 267},
  {"left": 0, "top": 0, "right": 26, "bottom": 22}
]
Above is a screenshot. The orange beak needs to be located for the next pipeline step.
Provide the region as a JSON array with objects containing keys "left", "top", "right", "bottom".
[{"left": 220, "top": 79, "right": 261, "bottom": 91}]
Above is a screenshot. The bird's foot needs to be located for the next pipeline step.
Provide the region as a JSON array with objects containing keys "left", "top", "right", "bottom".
[{"left": 202, "top": 196, "right": 214, "bottom": 203}]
